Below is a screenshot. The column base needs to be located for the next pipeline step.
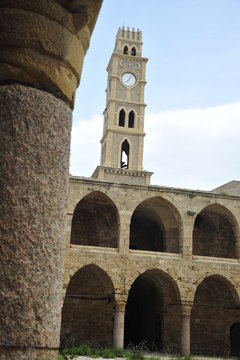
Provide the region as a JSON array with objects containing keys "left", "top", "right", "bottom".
[{"left": 0, "top": 346, "right": 58, "bottom": 360}]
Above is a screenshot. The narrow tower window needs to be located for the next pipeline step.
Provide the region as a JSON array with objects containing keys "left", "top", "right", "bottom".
[
  {"left": 128, "top": 111, "right": 135, "bottom": 128},
  {"left": 121, "top": 140, "right": 130, "bottom": 169},
  {"left": 119, "top": 109, "right": 125, "bottom": 127},
  {"left": 123, "top": 45, "right": 128, "bottom": 55},
  {"left": 131, "top": 47, "right": 136, "bottom": 56}
]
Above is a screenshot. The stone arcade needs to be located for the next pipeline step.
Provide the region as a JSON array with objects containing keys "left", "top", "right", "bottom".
[{"left": 60, "top": 27, "right": 240, "bottom": 357}]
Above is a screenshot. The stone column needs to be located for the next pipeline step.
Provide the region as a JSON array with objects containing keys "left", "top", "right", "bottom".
[
  {"left": 181, "top": 216, "right": 195, "bottom": 260},
  {"left": 113, "top": 301, "right": 126, "bottom": 349},
  {"left": 118, "top": 210, "right": 132, "bottom": 254},
  {"left": 180, "top": 303, "right": 192, "bottom": 356},
  {"left": 0, "top": 1, "right": 102, "bottom": 359}
]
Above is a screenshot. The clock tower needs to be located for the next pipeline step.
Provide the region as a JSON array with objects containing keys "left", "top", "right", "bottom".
[{"left": 92, "top": 26, "right": 152, "bottom": 185}]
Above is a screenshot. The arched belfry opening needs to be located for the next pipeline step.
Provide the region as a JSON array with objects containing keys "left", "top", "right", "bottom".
[
  {"left": 130, "top": 197, "right": 181, "bottom": 253},
  {"left": 70, "top": 191, "right": 119, "bottom": 248},
  {"left": 191, "top": 275, "right": 240, "bottom": 357},
  {"left": 131, "top": 47, "right": 136, "bottom": 56},
  {"left": 128, "top": 110, "right": 135, "bottom": 128},
  {"left": 119, "top": 109, "right": 125, "bottom": 127},
  {"left": 60, "top": 265, "right": 115, "bottom": 347},
  {"left": 123, "top": 45, "right": 128, "bottom": 55},
  {"left": 124, "top": 269, "right": 181, "bottom": 353},
  {"left": 121, "top": 140, "right": 130, "bottom": 169},
  {"left": 193, "top": 204, "right": 237, "bottom": 258}
]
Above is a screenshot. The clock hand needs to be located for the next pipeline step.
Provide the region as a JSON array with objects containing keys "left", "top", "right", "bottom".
[{"left": 126, "top": 75, "right": 132, "bottom": 84}]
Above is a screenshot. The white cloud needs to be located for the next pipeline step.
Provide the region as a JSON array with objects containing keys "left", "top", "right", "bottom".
[
  {"left": 70, "top": 102, "right": 240, "bottom": 191},
  {"left": 70, "top": 115, "right": 102, "bottom": 177}
]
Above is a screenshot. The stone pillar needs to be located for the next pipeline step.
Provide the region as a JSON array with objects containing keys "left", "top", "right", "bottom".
[
  {"left": 113, "top": 301, "right": 126, "bottom": 348},
  {"left": 118, "top": 210, "right": 132, "bottom": 254},
  {"left": 0, "top": 1, "right": 102, "bottom": 359},
  {"left": 181, "top": 216, "right": 195, "bottom": 260},
  {"left": 180, "top": 303, "right": 192, "bottom": 356}
]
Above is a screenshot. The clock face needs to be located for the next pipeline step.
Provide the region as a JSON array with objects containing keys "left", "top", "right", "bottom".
[{"left": 121, "top": 72, "right": 137, "bottom": 87}]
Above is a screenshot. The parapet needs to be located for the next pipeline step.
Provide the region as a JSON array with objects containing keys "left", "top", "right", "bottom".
[{"left": 116, "top": 26, "right": 142, "bottom": 43}]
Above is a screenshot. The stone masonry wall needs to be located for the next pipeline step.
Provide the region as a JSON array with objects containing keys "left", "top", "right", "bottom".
[{"left": 62, "top": 176, "right": 240, "bottom": 356}]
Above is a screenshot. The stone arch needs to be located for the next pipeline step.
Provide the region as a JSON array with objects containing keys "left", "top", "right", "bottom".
[
  {"left": 60, "top": 264, "right": 115, "bottom": 347},
  {"left": 193, "top": 203, "right": 239, "bottom": 258},
  {"left": 123, "top": 45, "right": 128, "bottom": 55},
  {"left": 129, "top": 196, "right": 182, "bottom": 253},
  {"left": 118, "top": 137, "right": 133, "bottom": 170},
  {"left": 191, "top": 274, "right": 240, "bottom": 357},
  {"left": 128, "top": 109, "right": 136, "bottom": 128},
  {"left": 70, "top": 191, "right": 119, "bottom": 248},
  {"left": 118, "top": 108, "right": 126, "bottom": 127},
  {"left": 124, "top": 269, "right": 181, "bottom": 353},
  {"left": 131, "top": 46, "right": 136, "bottom": 56}
]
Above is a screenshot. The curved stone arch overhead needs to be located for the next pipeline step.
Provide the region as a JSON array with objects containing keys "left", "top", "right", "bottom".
[
  {"left": 61, "top": 263, "right": 115, "bottom": 347},
  {"left": 191, "top": 274, "right": 240, "bottom": 356},
  {"left": 63, "top": 259, "right": 120, "bottom": 293},
  {"left": 68, "top": 187, "right": 119, "bottom": 213},
  {"left": 124, "top": 268, "right": 182, "bottom": 352},
  {"left": 193, "top": 273, "right": 240, "bottom": 305},
  {"left": 193, "top": 202, "right": 239, "bottom": 258},
  {"left": 125, "top": 267, "right": 182, "bottom": 301},
  {"left": 70, "top": 190, "right": 119, "bottom": 248},
  {"left": 129, "top": 196, "right": 183, "bottom": 253},
  {"left": 195, "top": 202, "right": 240, "bottom": 227}
]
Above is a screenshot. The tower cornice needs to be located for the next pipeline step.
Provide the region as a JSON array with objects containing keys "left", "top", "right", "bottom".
[{"left": 100, "top": 128, "right": 146, "bottom": 144}]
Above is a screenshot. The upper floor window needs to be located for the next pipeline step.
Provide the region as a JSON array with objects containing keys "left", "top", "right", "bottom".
[
  {"left": 123, "top": 46, "right": 128, "bottom": 55},
  {"left": 131, "top": 47, "right": 136, "bottom": 56},
  {"left": 128, "top": 110, "right": 135, "bottom": 128},
  {"left": 119, "top": 109, "right": 125, "bottom": 127}
]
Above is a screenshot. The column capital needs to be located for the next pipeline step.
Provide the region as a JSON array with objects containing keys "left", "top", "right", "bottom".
[
  {"left": 180, "top": 301, "right": 193, "bottom": 316},
  {"left": 115, "top": 291, "right": 127, "bottom": 312},
  {"left": 0, "top": 0, "right": 103, "bottom": 108}
]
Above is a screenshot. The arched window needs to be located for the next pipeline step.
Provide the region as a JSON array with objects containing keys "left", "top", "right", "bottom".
[
  {"left": 119, "top": 109, "right": 125, "bottom": 127},
  {"left": 123, "top": 45, "right": 128, "bottom": 55},
  {"left": 128, "top": 110, "right": 135, "bottom": 128},
  {"left": 131, "top": 47, "right": 136, "bottom": 56},
  {"left": 121, "top": 140, "right": 130, "bottom": 169}
]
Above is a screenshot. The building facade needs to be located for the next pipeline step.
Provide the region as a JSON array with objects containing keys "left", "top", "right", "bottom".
[{"left": 60, "top": 27, "right": 240, "bottom": 357}]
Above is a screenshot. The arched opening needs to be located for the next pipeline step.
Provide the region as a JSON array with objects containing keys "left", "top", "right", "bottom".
[
  {"left": 121, "top": 140, "right": 130, "bottom": 169},
  {"left": 123, "top": 45, "right": 128, "bottom": 55},
  {"left": 60, "top": 265, "right": 115, "bottom": 347},
  {"left": 191, "top": 275, "right": 240, "bottom": 357},
  {"left": 131, "top": 47, "right": 136, "bottom": 56},
  {"left": 119, "top": 109, "right": 125, "bottom": 127},
  {"left": 130, "top": 197, "right": 181, "bottom": 253},
  {"left": 230, "top": 323, "right": 240, "bottom": 358},
  {"left": 70, "top": 191, "right": 118, "bottom": 248},
  {"left": 124, "top": 269, "right": 181, "bottom": 353},
  {"left": 128, "top": 110, "right": 135, "bottom": 128},
  {"left": 193, "top": 204, "right": 237, "bottom": 258}
]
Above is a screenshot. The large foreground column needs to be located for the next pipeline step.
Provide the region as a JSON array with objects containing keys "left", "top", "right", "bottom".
[{"left": 0, "top": 1, "right": 102, "bottom": 359}]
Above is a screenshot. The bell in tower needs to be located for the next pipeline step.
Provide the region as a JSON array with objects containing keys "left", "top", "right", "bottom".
[{"left": 92, "top": 27, "right": 153, "bottom": 185}]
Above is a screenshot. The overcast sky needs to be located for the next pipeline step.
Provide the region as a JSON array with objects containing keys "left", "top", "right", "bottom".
[{"left": 70, "top": 0, "right": 240, "bottom": 191}]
